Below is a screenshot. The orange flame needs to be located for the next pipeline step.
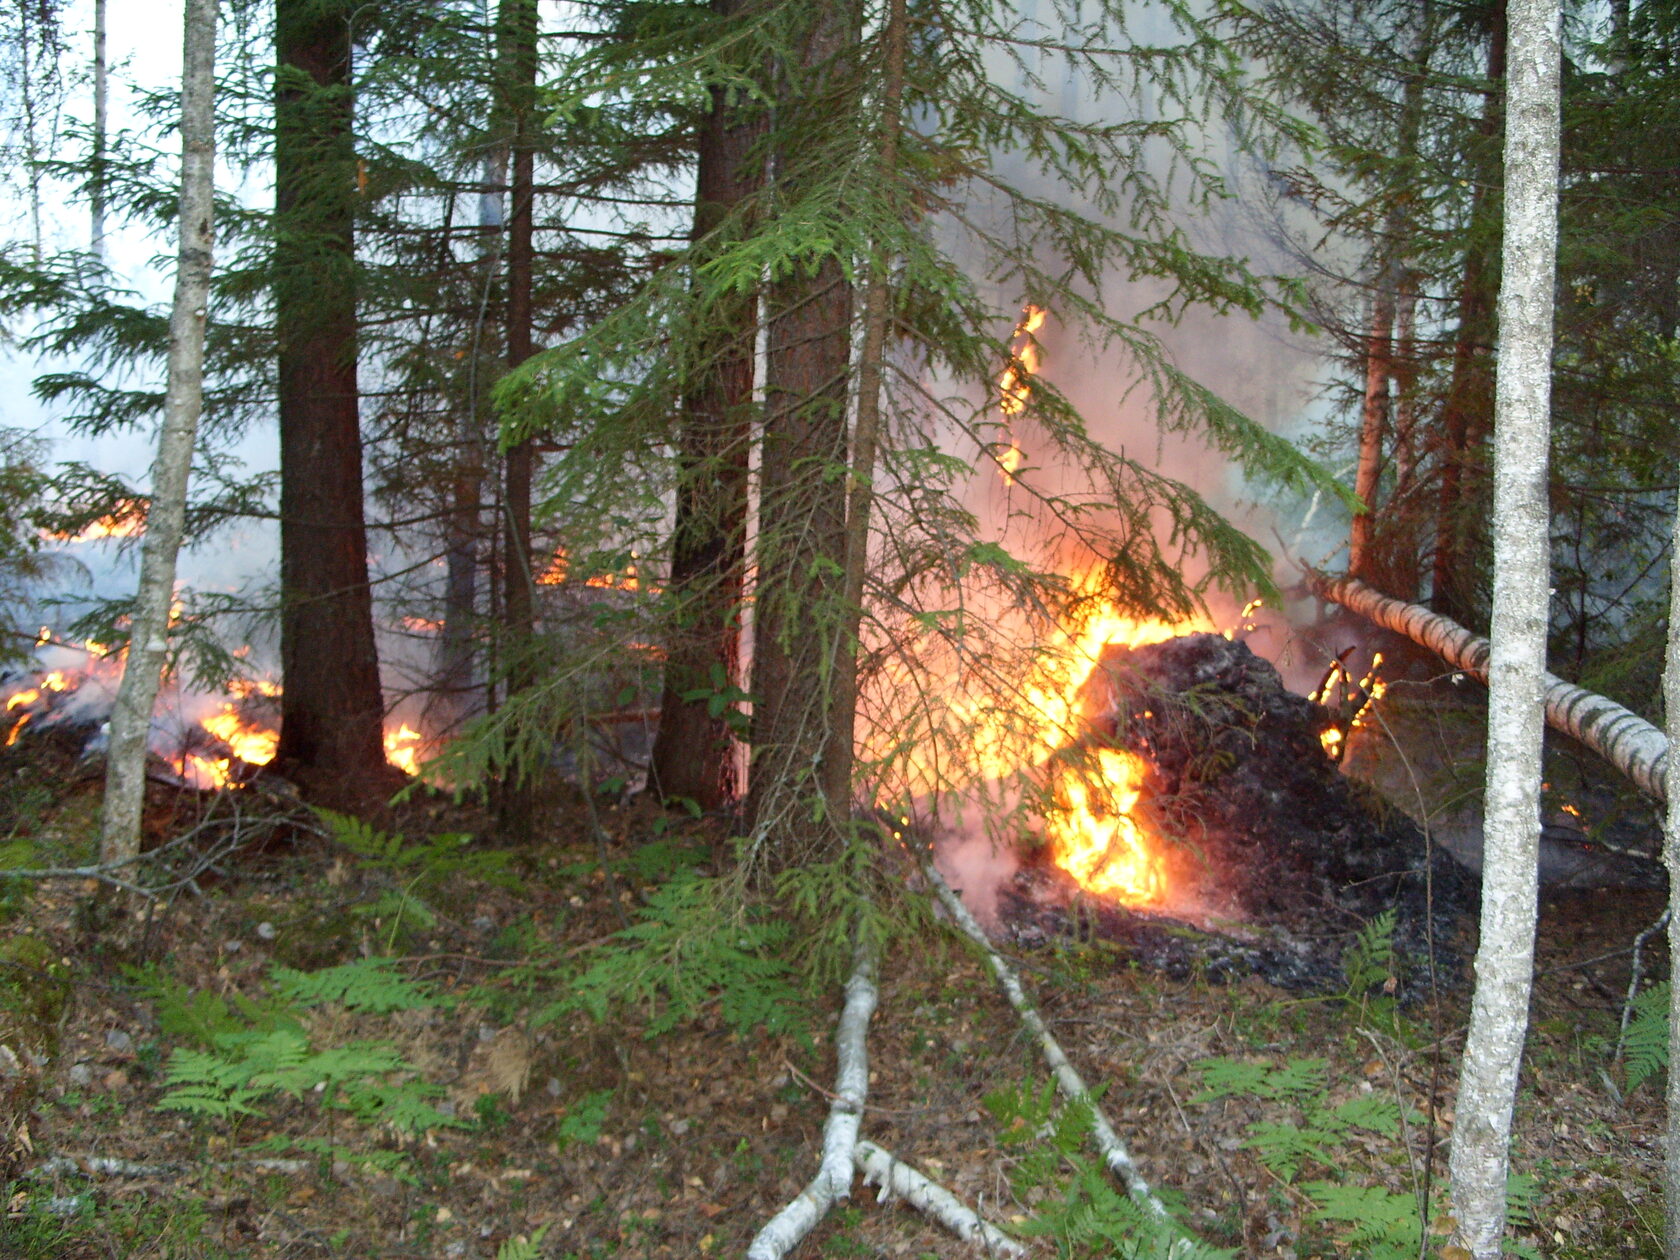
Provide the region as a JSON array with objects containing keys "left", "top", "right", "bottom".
[
  {"left": 385, "top": 724, "right": 423, "bottom": 776},
  {"left": 42, "top": 501, "right": 148, "bottom": 543},
  {"left": 1047, "top": 747, "right": 1165, "bottom": 903}
]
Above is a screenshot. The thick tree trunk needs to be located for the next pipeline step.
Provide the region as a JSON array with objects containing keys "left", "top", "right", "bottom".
[
  {"left": 98, "top": 0, "right": 218, "bottom": 867},
  {"left": 273, "top": 0, "right": 391, "bottom": 807},
  {"left": 649, "top": 0, "right": 765, "bottom": 811},
  {"left": 1447, "top": 1, "right": 1560, "bottom": 1253},
  {"left": 746, "top": 2, "right": 858, "bottom": 867},
  {"left": 1432, "top": 2, "right": 1507, "bottom": 625},
  {"left": 496, "top": 0, "right": 540, "bottom": 843}
]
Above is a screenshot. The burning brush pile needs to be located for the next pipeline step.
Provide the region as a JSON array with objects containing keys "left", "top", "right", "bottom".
[{"left": 991, "top": 631, "right": 1472, "bottom": 993}]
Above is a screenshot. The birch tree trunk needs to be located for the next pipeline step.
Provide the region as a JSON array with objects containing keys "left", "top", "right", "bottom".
[
  {"left": 1348, "top": 277, "right": 1394, "bottom": 583},
  {"left": 98, "top": 0, "right": 218, "bottom": 867},
  {"left": 1662, "top": 487, "right": 1680, "bottom": 1260},
  {"left": 91, "top": 0, "right": 107, "bottom": 261},
  {"left": 1446, "top": 1, "right": 1560, "bottom": 1253}
]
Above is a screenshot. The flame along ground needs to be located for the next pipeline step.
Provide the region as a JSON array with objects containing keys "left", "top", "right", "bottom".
[{"left": 2, "top": 631, "right": 427, "bottom": 790}]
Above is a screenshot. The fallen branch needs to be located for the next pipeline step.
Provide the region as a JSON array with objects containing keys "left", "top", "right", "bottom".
[
  {"left": 29, "top": 1154, "right": 312, "bottom": 1178},
  {"left": 854, "top": 1139, "right": 1026, "bottom": 1257},
  {"left": 1310, "top": 572, "right": 1669, "bottom": 802},
  {"left": 922, "top": 861, "right": 1173, "bottom": 1223},
  {"left": 746, "top": 932, "right": 879, "bottom": 1259}
]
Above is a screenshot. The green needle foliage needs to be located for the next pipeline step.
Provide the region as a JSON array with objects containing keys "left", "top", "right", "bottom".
[{"left": 482, "top": 0, "right": 1346, "bottom": 875}]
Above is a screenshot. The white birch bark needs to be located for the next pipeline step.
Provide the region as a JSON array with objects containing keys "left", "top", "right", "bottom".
[
  {"left": 854, "top": 1141, "right": 1026, "bottom": 1257},
  {"left": 91, "top": 0, "right": 108, "bottom": 260},
  {"left": 1446, "top": 1, "right": 1561, "bottom": 1253},
  {"left": 746, "top": 935, "right": 878, "bottom": 1259},
  {"left": 923, "top": 862, "right": 1175, "bottom": 1222},
  {"left": 98, "top": 0, "right": 218, "bottom": 867},
  {"left": 1661, "top": 487, "right": 1680, "bottom": 1260}
]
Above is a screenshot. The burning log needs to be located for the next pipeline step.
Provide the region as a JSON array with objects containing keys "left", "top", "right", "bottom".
[{"left": 1310, "top": 572, "right": 1670, "bottom": 803}]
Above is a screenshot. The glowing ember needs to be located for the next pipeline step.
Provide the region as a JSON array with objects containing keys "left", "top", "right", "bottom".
[
  {"left": 385, "top": 724, "right": 423, "bottom": 776},
  {"left": 1312, "top": 652, "right": 1386, "bottom": 762},
  {"left": 1047, "top": 747, "right": 1165, "bottom": 904},
  {"left": 996, "top": 305, "right": 1047, "bottom": 484}
]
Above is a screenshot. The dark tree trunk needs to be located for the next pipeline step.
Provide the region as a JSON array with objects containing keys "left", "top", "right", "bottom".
[
  {"left": 649, "top": 0, "right": 765, "bottom": 812},
  {"left": 1432, "top": 0, "right": 1506, "bottom": 626},
  {"left": 497, "top": 0, "right": 540, "bottom": 843},
  {"left": 746, "top": 3, "right": 859, "bottom": 867},
  {"left": 273, "top": 0, "right": 392, "bottom": 807}
]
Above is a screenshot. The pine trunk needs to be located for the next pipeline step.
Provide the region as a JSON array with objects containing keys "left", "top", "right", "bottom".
[
  {"left": 746, "top": 2, "right": 858, "bottom": 866},
  {"left": 98, "top": 0, "right": 218, "bottom": 867},
  {"left": 1446, "top": 1, "right": 1560, "bottom": 1253},
  {"left": 273, "top": 0, "right": 391, "bottom": 807},
  {"left": 649, "top": 0, "right": 765, "bottom": 811},
  {"left": 496, "top": 0, "right": 540, "bottom": 843}
]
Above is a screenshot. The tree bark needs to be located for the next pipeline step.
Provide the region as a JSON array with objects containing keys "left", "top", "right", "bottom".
[
  {"left": 1432, "top": 1, "right": 1507, "bottom": 626},
  {"left": 1664, "top": 484, "right": 1680, "bottom": 1260},
  {"left": 496, "top": 0, "right": 540, "bottom": 843},
  {"left": 98, "top": 0, "right": 218, "bottom": 867},
  {"left": 1348, "top": 277, "right": 1394, "bottom": 583},
  {"left": 746, "top": 2, "right": 858, "bottom": 867},
  {"left": 649, "top": 0, "right": 765, "bottom": 811},
  {"left": 1447, "top": 1, "right": 1560, "bottom": 1253},
  {"left": 91, "top": 0, "right": 107, "bottom": 261},
  {"left": 273, "top": 0, "right": 391, "bottom": 807}
]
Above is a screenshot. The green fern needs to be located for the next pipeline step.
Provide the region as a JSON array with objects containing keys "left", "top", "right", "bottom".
[
  {"left": 494, "top": 1226, "right": 550, "bottom": 1260},
  {"left": 1342, "top": 909, "right": 1397, "bottom": 995},
  {"left": 1189, "top": 1055, "right": 1325, "bottom": 1103},
  {"left": 1299, "top": 1182, "right": 1424, "bottom": 1260},
  {"left": 550, "top": 873, "right": 808, "bottom": 1041},
  {"left": 555, "top": 1088, "right": 613, "bottom": 1149},
  {"left": 1622, "top": 980, "right": 1669, "bottom": 1091},
  {"left": 270, "top": 958, "right": 444, "bottom": 1014}
]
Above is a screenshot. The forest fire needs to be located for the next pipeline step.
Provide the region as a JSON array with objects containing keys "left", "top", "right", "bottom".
[{"left": 1, "top": 641, "right": 427, "bottom": 789}]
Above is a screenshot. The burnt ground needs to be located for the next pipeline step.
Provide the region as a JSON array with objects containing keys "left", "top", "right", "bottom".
[{"left": 0, "top": 717, "right": 1668, "bottom": 1258}]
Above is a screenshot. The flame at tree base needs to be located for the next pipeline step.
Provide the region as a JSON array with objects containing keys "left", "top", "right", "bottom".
[{"left": 1045, "top": 747, "right": 1166, "bottom": 906}]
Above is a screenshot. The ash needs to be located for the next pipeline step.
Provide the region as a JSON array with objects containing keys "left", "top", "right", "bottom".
[{"left": 999, "top": 633, "right": 1472, "bottom": 994}]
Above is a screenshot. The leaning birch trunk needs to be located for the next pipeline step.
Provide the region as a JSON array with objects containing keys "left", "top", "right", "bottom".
[
  {"left": 747, "top": 934, "right": 878, "bottom": 1259},
  {"left": 1446, "top": 2, "right": 1560, "bottom": 1254},
  {"left": 1662, "top": 487, "right": 1680, "bottom": 1260},
  {"left": 98, "top": 0, "right": 218, "bottom": 869},
  {"left": 923, "top": 862, "right": 1176, "bottom": 1225},
  {"left": 1309, "top": 573, "right": 1671, "bottom": 804},
  {"left": 854, "top": 1141, "right": 1025, "bottom": 1257}
]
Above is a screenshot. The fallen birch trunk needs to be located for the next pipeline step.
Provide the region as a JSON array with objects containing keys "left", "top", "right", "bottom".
[
  {"left": 923, "top": 861, "right": 1172, "bottom": 1223},
  {"left": 747, "top": 934, "right": 879, "bottom": 1259},
  {"left": 854, "top": 1140, "right": 1026, "bottom": 1257},
  {"left": 1311, "top": 572, "right": 1669, "bottom": 802}
]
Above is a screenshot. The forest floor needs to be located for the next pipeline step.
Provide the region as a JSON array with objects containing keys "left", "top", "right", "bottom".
[{"left": 0, "top": 734, "right": 1667, "bottom": 1259}]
